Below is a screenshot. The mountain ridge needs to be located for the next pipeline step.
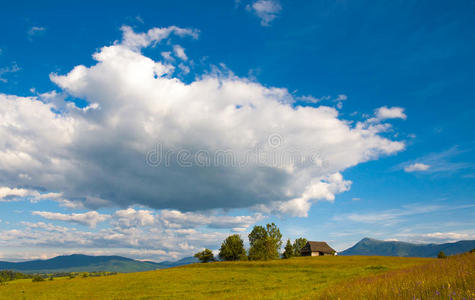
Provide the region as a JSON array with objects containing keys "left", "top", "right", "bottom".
[
  {"left": 340, "top": 237, "right": 475, "bottom": 257},
  {"left": 0, "top": 254, "right": 198, "bottom": 273}
]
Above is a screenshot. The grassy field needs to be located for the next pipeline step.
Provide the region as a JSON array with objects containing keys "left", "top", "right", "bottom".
[
  {"left": 0, "top": 254, "right": 471, "bottom": 300},
  {"left": 316, "top": 252, "right": 475, "bottom": 299}
]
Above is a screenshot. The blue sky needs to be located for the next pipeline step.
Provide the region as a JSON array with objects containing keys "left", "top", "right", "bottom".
[{"left": 0, "top": 0, "right": 474, "bottom": 261}]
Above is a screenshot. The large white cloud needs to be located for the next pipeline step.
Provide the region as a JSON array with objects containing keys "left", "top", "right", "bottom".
[{"left": 0, "top": 25, "right": 405, "bottom": 217}]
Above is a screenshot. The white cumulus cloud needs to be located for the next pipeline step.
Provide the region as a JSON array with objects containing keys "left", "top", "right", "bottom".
[
  {"left": 0, "top": 26, "right": 406, "bottom": 217},
  {"left": 372, "top": 106, "right": 407, "bottom": 122},
  {"left": 113, "top": 208, "right": 155, "bottom": 228}
]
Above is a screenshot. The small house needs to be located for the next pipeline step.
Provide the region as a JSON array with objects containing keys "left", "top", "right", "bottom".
[{"left": 300, "top": 241, "right": 336, "bottom": 256}]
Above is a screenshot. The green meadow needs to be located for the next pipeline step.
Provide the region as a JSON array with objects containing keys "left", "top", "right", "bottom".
[{"left": 0, "top": 254, "right": 473, "bottom": 300}]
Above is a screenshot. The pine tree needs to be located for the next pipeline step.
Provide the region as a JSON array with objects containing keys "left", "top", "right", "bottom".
[{"left": 283, "top": 239, "right": 294, "bottom": 259}]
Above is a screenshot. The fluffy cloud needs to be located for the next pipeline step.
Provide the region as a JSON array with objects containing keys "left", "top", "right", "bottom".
[
  {"left": 160, "top": 210, "right": 264, "bottom": 231},
  {"left": 247, "top": 0, "right": 282, "bottom": 26},
  {"left": 372, "top": 106, "right": 407, "bottom": 122},
  {"left": 0, "top": 187, "right": 62, "bottom": 202},
  {"left": 113, "top": 208, "right": 155, "bottom": 228},
  {"left": 0, "top": 26, "right": 406, "bottom": 217},
  {"left": 32, "top": 211, "right": 110, "bottom": 228},
  {"left": 404, "top": 163, "right": 430, "bottom": 172},
  {"left": 0, "top": 187, "right": 29, "bottom": 199},
  {"left": 262, "top": 172, "right": 351, "bottom": 217},
  {"left": 0, "top": 212, "right": 233, "bottom": 261},
  {"left": 172, "top": 45, "right": 188, "bottom": 61}
]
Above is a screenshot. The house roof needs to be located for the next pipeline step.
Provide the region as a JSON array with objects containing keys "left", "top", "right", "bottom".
[{"left": 306, "top": 241, "right": 336, "bottom": 253}]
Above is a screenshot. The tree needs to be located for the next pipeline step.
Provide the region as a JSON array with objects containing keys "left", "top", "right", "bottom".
[
  {"left": 219, "top": 234, "right": 247, "bottom": 261},
  {"left": 292, "top": 237, "right": 307, "bottom": 257},
  {"left": 194, "top": 248, "right": 215, "bottom": 263},
  {"left": 248, "top": 223, "right": 282, "bottom": 260},
  {"left": 32, "top": 275, "right": 45, "bottom": 282},
  {"left": 437, "top": 251, "right": 447, "bottom": 259},
  {"left": 283, "top": 239, "right": 294, "bottom": 259}
]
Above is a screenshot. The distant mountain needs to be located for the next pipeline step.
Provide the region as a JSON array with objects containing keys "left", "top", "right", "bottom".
[
  {"left": 0, "top": 254, "right": 198, "bottom": 274},
  {"left": 340, "top": 238, "right": 475, "bottom": 257},
  {"left": 157, "top": 256, "right": 199, "bottom": 268}
]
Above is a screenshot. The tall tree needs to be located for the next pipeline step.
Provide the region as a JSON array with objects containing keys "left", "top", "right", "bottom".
[
  {"left": 219, "top": 234, "right": 247, "bottom": 261},
  {"left": 283, "top": 239, "right": 294, "bottom": 259},
  {"left": 266, "top": 223, "right": 283, "bottom": 250},
  {"left": 293, "top": 237, "right": 308, "bottom": 257},
  {"left": 248, "top": 223, "right": 282, "bottom": 260},
  {"left": 437, "top": 251, "right": 447, "bottom": 259}
]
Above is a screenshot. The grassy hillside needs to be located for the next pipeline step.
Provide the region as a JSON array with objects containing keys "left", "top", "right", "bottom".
[
  {"left": 317, "top": 252, "right": 474, "bottom": 299},
  {"left": 0, "top": 256, "right": 433, "bottom": 300}
]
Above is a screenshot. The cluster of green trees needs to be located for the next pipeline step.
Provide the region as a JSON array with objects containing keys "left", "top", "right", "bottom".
[
  {"left": 194, "top": 223, "right": 307, "bottom": 263},
  {"left": 282, "top": 237, "right": 308, "bottom": 259},
  {"left": 0, "top": 270, "right": 120, "bottom": 284},
  {"left": 32, "top": 275, "right": 46, "bottom": 282},
  {"left": 0, "top": 270, "right": 33, "bottom": 285}
]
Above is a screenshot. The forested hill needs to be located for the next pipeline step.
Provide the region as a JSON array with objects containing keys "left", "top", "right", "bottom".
[
  {"left": 0, "top": 254, "right": 198, "bottom": 273},
  {"left": 340, "top": 238, "right": 475, "bottom": 257}
]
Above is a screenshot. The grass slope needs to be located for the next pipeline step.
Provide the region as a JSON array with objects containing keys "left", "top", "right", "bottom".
[
  {"left": 0, "top": 256, "right": 432, "bottom": 300},
  {"left": 317, "top": 252, "right": 474, "bottom": 299}
]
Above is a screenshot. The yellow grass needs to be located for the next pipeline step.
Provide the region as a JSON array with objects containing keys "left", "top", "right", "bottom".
[
  {"left": 0, "top": 255, "right": 442, "bottom": 299},
  {"left": 315, "top": 253, "right": 475, "bottom": 300}
]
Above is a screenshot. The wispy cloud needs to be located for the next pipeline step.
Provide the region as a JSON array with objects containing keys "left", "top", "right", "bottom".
[
  {"left": 397, "top": 147, "right": 473, "bottom": 175},
  {"left": 0, "top": 62, "right": 20, "bottom": 83},
  {"left": 404, "top": 163, "right": 430, "bottom": 172},
  {"left": 334, "top": 203, "right": 475, "bottom": 225},
  {"left": 246, "top": 0, "right": 282, "bottom": 26},
  {"left": 395, "top": 231, "right": 475, "bottom": 244},
  {"left": 298, "top": 94, "right": 347, "bottom": 108},
  {"left": 27, "top": 26, "right": 46, "bottom": 40},
  {"left": 32, "top": 211, "right": 110, "bottom": 228}
]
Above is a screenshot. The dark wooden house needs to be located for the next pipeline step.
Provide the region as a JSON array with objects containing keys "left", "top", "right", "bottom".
[{"left": 300, "top": 241, "right": 336, "bottom": 256}]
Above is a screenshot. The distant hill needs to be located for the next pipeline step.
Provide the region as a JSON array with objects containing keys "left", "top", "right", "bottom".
[
  {"left": 157, "top": 256, "right": 199, "bottom": 268},
  {"left": 0, "top": 254, "right": 198, "bottom": 273},
  {"left": 340, "top": 238, "right": 475, "bottom": 257}
]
